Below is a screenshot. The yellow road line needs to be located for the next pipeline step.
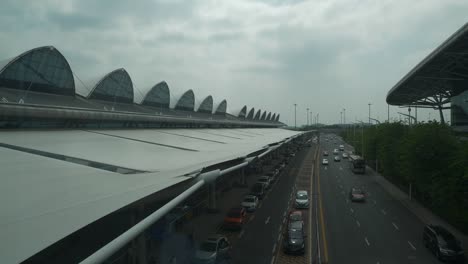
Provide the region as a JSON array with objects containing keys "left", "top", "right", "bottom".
[
  {"left": 308, "top": 147, "right": 315, "bottom": 263},
  {"left": 317, "top": 153, "right": 329, "bottom": 263}
]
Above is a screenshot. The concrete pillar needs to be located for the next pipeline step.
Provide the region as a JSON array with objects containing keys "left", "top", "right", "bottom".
[
  {"left": 240, "top": 167, "right": 247, "bottom": 187},
  {"left": 207, "top": 183, "right": 219, "bottom": 213}
]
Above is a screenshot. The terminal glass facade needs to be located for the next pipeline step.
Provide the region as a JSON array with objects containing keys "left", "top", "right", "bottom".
[
  {"left": 214, "top": 100, "right": 227, "bottom": 115},
  {"left": 142, "top": 81, "right": 170, "bottom": 108},
  {"left": 247, "top": 108, "right": 255, "bottom": 119},
  {"left": 198, "top": 96, "right": 213, "bottom": 113},
  {"left": 89, "top": 69, "right": 133, "bottom": 104},
  {"left": 175, "top": 90, "right": 195, "bottom": 111},
  {"left": 0, "top": 46, "right": 75, "bottom": 96}
]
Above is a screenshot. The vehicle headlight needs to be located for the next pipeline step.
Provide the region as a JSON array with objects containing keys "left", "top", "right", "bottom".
[{"left": 440, "top": 247, "right": 453, "bottom": 254}]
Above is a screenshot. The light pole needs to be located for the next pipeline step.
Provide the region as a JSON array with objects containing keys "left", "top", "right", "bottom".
[
  {"left": 340, "top": 111, "right": 343, "bottom": 125},
  {"left": 368, "top": 103, "right": 372, "bottom": 125},
  {"left": 310, "top": 111, "right": 313, "bottom": 127},
  {"left": 408, "top": 107, "right": 412, "bottom": 126},
  {"left": 306, "top": 108, "right": 309, "bottom": 126},
  {"left": 343, "top": 108, "right": 346, "bottom": 125},
  {"left": 294, "top": 103, "right": 297, "bottom": 129}
]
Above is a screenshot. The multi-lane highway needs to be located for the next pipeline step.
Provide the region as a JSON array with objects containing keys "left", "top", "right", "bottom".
[{"left": 319, "top": 134, "right": 440, "bottom": 264}]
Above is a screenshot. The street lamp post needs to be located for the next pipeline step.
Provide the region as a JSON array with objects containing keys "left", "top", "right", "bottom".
[
  {"left": 306, "top": 108, "right": 309, "bottom": 126},
  {"left": 294, "top": 104, "right": 297, "bottom": 129},
  {"left": 368, "top": 103, "right": 372, "bottom": 125},
  {"left": 343, "top": 108, "right": 346, "bottom": 125},
  {"left": 340, "top": 111, "right": 343, "bottom": 125}
]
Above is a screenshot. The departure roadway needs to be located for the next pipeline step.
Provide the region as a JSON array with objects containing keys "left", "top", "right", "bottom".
[
  {"left": 229, "top": 144, "right": 315, "bottom": 264},
  {"left": 319, "top": 134, "right": 440, "bottom": 264}
]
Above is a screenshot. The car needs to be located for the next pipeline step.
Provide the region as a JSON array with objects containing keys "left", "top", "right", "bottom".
[
  {"left": 342, "top": 153, "right": 348, "bottom": 159},
  {"left": 289, "top": 152, "right": 296, "bottom": 157},
  {"left": 323, "top": 151, "right": 329, "bottom": 156},
  {"left": 250, "top": 183, "right": 266, "bottom": 199},
  {"left": 349, "top": 187, "right": 366, "bottom": 202},
  {"left": 193, "top": 235, "right": 231, "bottom": 264},
  {"left": 333, "top": 149, "right": 339, "bottom": 155},
  {"left": 322, "top": 158, "right": 329, "bottom": 165},
  {"left": 257, "top": 176, "right": 271, "bottom": 189},
  {"left": 283, "top": 228, "right": 305, "bottom": 254},
  {"left": 295, "top": 190, "right": 309, "bottom": 209},
  {"left": 223, "top": 207, "right": 246, "bottom": 230},
  {"left": 339, "top": 144, "right": 345, "bottom": 151},
  {"left": 334, "top": 156, "right": 341, "bottom": 162},
  {"left": 241, "top": 195, "right": 259, "bottom": 212},
  {"left": 423, "top": 224, "right": 465, "bottom": 261},
  {"left": 288, "top": 210, "right": 304, "bottom": 230}
]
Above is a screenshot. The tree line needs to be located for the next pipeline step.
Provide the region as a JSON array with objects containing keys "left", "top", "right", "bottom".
[{"left": 340, "top": 122, "right": 468, "bottom": 233}]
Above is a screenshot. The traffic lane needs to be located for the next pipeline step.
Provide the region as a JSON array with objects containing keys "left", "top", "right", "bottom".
[
  {"left": 334, "top": 160, "right": 440, "bottom": 263},
  {"left": 319, "top": 161, "right": 377, "bottom": 263},
  {"left": 232, "top": 147, "right": 312, "bottom": 264}
]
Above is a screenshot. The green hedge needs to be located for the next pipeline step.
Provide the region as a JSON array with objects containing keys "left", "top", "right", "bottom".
[{"left": 340, "top": 122, "right": 468, "bottom": 234}]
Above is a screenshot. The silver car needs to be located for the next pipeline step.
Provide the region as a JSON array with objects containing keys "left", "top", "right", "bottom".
[
  {"left": 295, "top": 190, "right": 309, "bottom": 209},
  {"left": 193, "top": 235, "right": 231, "bottom": 264}
]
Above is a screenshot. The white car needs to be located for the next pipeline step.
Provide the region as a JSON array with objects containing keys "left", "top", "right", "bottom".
[
  {"left": 194, "top": 235, "right": 231, "bottom": 263},
  {"left": 257, "top": 176, "right": 271, "bottom": 189},
  {"left": 333, "top": 149, "right": 339, "bottom": 155},
  {"left": 342, "top": 153, "right": 348, "bottom": 159},
  {"left": 241, "top": 195, "right": 259, "bottom": 212},
  {"left": 322, "top": 158, "right": 329, "bottom": 165},
  {"left": 295, "top": 190, "right": 309, "bottom": 209}
]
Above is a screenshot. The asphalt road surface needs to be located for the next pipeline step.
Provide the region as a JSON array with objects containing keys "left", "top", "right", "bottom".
[
  {"left": 229, "top": 144, "right": 315, "bottom": 264},
  {"left": 319, "top": 134, "right": 440, "bottom": 264}
]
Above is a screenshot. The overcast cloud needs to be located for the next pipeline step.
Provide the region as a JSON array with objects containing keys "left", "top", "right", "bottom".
[{"left": 1, "top": 0, "right": 467, "bottom": 125}]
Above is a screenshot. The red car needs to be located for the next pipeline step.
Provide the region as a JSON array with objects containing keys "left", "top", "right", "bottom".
[{"left": 223, "top": 207, "right": 247, "bottom": 230}]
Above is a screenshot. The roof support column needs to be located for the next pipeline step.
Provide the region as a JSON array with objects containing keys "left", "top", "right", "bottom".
[
  {"left": 239, "top": 167, "right": 247, "bottom": 187},
  {"left": 207, "top": 182, "right": 219, "bottom": 213}
]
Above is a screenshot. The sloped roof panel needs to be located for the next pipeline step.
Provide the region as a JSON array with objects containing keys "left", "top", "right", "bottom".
[
  {"left": 87, "top": 68, "right": 134, "bottom": 104},
  {"left": 141, "top": 81, "right": 170, "bottom": 108}
]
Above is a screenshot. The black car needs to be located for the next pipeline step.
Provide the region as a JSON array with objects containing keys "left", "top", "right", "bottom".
[
  {"left": 283, "top": 228, "right": 305, "bottom": 254},
  {"left": 423, "top": 224, "right": 465, "bottom": 262},
  {"left": 250, "top": 183, "right": 265, "bottom": 199}
]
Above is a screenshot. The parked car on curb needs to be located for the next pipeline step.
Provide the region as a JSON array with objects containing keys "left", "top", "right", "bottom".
[
  {"left": 223, "top": 207, "right": 246, "bottom": 230},
  {"left": 283, "top": 227, "right": 305, "bottom": 254},
  {"left": 250, "top": 183, "right": 266, "bottom": 199},
  {"left": 240, "top": 195, "right": 259, "bottom": 212},
  {"left": 257, "top": 176, "right": 271, "bottom": 189},
  {"left": 193, "top": 235, "right": 231, "bottom": 264},
  {"left": 295, "top": 190, "right": 309, "bottom": 209}
]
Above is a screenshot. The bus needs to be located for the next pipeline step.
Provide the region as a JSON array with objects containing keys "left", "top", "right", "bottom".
[{"left": 349, "top": 154, "right": 365, "bottom": 174}]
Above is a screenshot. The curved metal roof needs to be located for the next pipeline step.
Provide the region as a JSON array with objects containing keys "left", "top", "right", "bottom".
[
  {"left": 213, "top": 99, "right": 227, "bottom": 115},
  {"left": 246, "top": 108, "right": 255, "bottom": 119},
  {"left": 254, "top": 109, "right": 262, "bottom": 120},
  {"left": 0, "top": 46, "right": 75, "bottom": 96},
  {"left": 88, "top": 68, "right": 134, "bottom": 104},
  {"left": 141, "top": 81, "right": 170, "bottom": 108},
  {"left": 172, "top": 89, "right": 195, "bottom": 111},
  {"left": 196, "top": 95, "right": 213, "bottom": 113},
  {"left": 275, "top": 114, "right": 280, "bottom": 122},
  {"left": 266, "top": 112, "right": 272, "bottom": 120},
  {"left": 271, "top": 113, "right": 277, "bottom": 121},
  {"left": 260, "top": 111, "right": 267, "bottom": 120},
  {"left": 231, "top": 105, "right": 247, "bottom": 118},
  {"left": 387, "top": 22, "right": 468, "bottom": 106}
]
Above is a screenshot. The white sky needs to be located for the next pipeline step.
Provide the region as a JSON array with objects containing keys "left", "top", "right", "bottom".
[{"left": 0, "top": 0, "right": 467, "bottom": 125}]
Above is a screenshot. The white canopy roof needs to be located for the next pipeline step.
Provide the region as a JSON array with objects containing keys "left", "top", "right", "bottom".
[{"left": 0, "top": 128, "right": 299, "bottom": 263}]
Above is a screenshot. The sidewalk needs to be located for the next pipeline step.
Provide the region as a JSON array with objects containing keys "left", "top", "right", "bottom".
[{"left": 367, "top": 167, "right": 468, "bottom": 253}]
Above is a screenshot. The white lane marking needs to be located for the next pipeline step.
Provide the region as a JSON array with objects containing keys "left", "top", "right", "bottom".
[
  {"left": 381, "top": 209, "right": 387, "bottom": 215},
  {"left": 341, "top": 191, "right": 345, "bottom": 195},
  {"left": 283, "top": 217, "right": 286, "bottom": 224},
  {"left": 350, "top": 208, "right": 354, "bottom": 214},
  {"left": 392, "top": 222, "right": 399, "bottom": 230},
  {"left": 365, "top": 237, "right": 370, "bottom": 246},
  {"left": 277, "top": 233, "right": 282, "bottom": 242},
  {"left": 265, "top": 216, "right": 270, "bottom": 224},
  {"left": 238, "top": 230, "right": 245, "bottom": 238},
  {"left": 270, "top": 256, "right": 275, "bottom": 264},
  {"left": 272, "top": 243, "right": 277, "bottom": 253},
  {"left": 356, "top": 220, "right": 360, "bottom": 227},
  {"left": 408, "top": 241, "right": 416, "bottom": 251}
]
